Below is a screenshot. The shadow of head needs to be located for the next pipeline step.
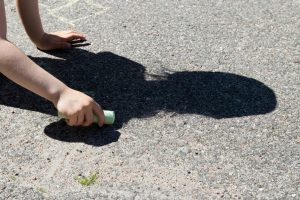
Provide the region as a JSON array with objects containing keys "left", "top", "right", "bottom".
[{"left": 0, "top": 48, "right": 277, "bottom": 144}]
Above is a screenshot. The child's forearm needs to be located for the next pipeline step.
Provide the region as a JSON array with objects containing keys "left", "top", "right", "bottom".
[
  {"left": 0, "top": 39, "right": 67, "bottom": 105},
  {"left": 16, "top": 0, "right": 45, "bottom": 45}
]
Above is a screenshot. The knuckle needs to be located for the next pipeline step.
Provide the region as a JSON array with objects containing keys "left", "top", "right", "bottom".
[
  {"left": 74, "top": 106, "right": 82, "bottom": 113},
  {"left": 84, "top": 100, "right": 93, "bottom": 108},
  {"left": 83, "top": 102, "right": 91, "bottom": 108}
]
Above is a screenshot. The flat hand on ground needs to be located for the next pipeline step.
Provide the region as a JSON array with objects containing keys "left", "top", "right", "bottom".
[
  {"left": 55, "top": 88, "right": 104, "bottom": 127},
  {"left": 36, "top": 30, "right": 86, "bottom": 51}
]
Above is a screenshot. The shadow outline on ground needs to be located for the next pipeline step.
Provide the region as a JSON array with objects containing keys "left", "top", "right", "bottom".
[{"left": 0, "top": 48, "right": 277, "bottom": 146}]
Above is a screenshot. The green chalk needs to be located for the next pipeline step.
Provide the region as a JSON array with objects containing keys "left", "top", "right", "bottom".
[
  {"left": 103, "top": 110, "right": 115, "bottom": 124},
  {"left": 58, "top": 110, "right": 115, "bottom": 125}
]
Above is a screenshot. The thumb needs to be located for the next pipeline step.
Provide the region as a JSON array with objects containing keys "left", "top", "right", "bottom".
[{"left": 92, "top": 103, "right": 105, "bottom": 127}]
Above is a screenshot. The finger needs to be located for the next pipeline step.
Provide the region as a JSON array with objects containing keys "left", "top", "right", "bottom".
[
  {"left": 92, "top": 103, "right": 104, "bottom": 127},
  {"left": 76, "top": 111, "right": 85, "bottom": 126},
  {"left": 83, "top": 107, "right": 94, "bottom": 127},
  {"left": 69, "top": 30, "right": 86, "bottom": 38},
  {"left": 63, "top": 33, "right": 86, "bottom": 42},
  {"left": 67, "top": 115, "right": 78, "bottom": 126},
  {"left": 70, "top": 40, "right": 86, "bottom": 45}
]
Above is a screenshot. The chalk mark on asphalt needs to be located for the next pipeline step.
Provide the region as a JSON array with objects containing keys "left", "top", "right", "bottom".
[{"left": 40, "top": 0, "right": 109, "bottom": 27}]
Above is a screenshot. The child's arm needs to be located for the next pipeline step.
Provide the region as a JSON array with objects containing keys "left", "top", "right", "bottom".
[
  {"left": 0, "top": 40, "right": 104, "bottom": 127},
  {"left": 16, "top": 0, "right": 85, "bottom": 50},
  {"left": 0, "top": 1, "right": 104, "bottom": 127}
]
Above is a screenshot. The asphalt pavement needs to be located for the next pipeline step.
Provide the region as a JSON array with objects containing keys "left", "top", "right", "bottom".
[{"left": 0, "top": 0, "right": 299, "bottom": 199}]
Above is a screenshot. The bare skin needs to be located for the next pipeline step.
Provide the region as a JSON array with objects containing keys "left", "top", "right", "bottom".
[{"left": 0, "top": 0, "right": 104, "bottom": 127}]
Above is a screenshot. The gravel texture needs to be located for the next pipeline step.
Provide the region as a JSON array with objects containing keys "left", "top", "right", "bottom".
[{"left": 0, "top": 0, "right": 299, "bottom": 199}]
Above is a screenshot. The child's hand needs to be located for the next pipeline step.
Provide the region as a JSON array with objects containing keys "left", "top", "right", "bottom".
[
  {"left": 36, "top": 31, "right": 86, "bottom": 51},
  {"left": 55, "top": 88, "right": 104, "bottom": 127}
]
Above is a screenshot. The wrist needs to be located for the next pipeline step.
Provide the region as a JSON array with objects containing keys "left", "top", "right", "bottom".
[
  {"left": 32, "top": 31, "right": 47, "bottom": 49},
  {"left": 49, "top": 84, "right": 69, "bottom": 107}
]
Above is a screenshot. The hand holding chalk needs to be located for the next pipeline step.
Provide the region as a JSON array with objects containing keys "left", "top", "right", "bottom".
[{"left": 58, "top": 110, "right": 115, "bottom": 125}]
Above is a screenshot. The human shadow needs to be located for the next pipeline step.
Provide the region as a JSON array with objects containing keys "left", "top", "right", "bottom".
[{"left": 0, "top": 48, "right": 277, "bottom": 145}]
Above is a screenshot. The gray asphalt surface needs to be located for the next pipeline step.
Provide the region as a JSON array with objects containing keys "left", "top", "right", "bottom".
[{"left": 0, "top": 0, "right": 299, "bottom": 199}]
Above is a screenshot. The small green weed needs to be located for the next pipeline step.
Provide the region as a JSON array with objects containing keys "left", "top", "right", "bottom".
[
  {"left": 75, "top": 172, "right": 98, "bottom": 186},
  {"left": 10, "top": 175, "right": 16, "bottom": 181}
]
